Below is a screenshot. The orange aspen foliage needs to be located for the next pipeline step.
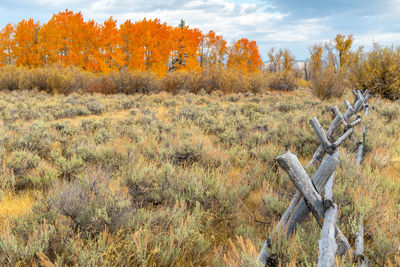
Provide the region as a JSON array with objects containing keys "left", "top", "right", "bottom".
[
  {"left": 120, "top": 18, "right": 173, "bottom": 75},
  {"left": 134, "top": 19, "right": 172, "bottom": 76},
  {"left": 79, "top": 19, "right": 102, "bottom": 72},
  {"left": 170, "top": 21, "right": 203, "bottom": 72},
  {"left": 100, "top": 17, "right": 124, "bottom": 72},
  {"left": 3, "top": 11, "right": 264, "bottom": 76},
  {"left": 13, "top": 19, "right": 41, "bottom": 67},
  {"left": 0, "top": 23, "right": 14, "bottom": 65},
  {"left": 39, "top": 17, "right": 62, "bottom": 65},
  {"left": 119, "top": 20, "right": 137, "bottom": 69},
  {"left": 120, "top": 20, "right": 147, "bottom": 71},
  {"left": 227, "top": 38, "right": 262, "bottom": 73},
  {"left": 200, "top": 30, "right": 227, "bottom": 67},
  {"left": 40, "top": 10, "right": 93, "bottom": 68}
]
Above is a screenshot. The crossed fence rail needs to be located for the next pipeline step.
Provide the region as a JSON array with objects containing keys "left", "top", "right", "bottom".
[{"left": 258, "top": 89, "right": 371, "bottom": 267}]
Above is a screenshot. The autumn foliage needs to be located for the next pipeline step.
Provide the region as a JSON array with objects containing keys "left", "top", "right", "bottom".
[{"left": 0, "top": 10, "right": 262, "bottom": 76}]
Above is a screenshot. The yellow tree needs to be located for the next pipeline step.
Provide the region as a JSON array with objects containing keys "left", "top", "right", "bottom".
[
  {"left": 309, "top": 44, "right": 323, "bottom": 72},
  {"left": 13, "top": 19, "right": 42, "bottom": 67},
  {"left": 0, "top": 23, "right": 14, "bottom": 65},
  {"left": 267, "top": 48, "right": 283, "bottom": 72},
  {"left": 227, "top": 38, "right": 262, "bottom": 73},
  {"left": 282, "top": 49, "right": 295, "bottom": 71},
  {"left": 334, "top": 33, "right": 353, "bottom": 67}
]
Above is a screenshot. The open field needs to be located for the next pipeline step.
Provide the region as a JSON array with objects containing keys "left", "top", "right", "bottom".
[{"left": 0, "top": 89, "right": 399, "bottom": 266}]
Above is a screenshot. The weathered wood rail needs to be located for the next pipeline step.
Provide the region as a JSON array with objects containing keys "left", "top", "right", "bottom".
[{"left": 259, "top": 90, "right": 371, "bottom": 267}]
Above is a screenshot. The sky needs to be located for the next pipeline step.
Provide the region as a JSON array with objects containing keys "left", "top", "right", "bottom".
[{"left": 0, "top": 0, "right": 399, "bottom": 60}]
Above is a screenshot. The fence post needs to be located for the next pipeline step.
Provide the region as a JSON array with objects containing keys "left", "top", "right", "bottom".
[
  {"left": 258, "top": 90, "right": 371, "bottom": 265},
  {"left": 317, "top": 203, "right": 338, "bottom": 267}
]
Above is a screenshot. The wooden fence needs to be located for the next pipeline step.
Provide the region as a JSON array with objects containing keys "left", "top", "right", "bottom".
[{"left": 258, "top": 89, "right": 371, "bottom": 267}]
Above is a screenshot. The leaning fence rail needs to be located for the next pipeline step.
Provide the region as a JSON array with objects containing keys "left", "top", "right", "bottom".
[{"left": 259, "top": 89, "right": 371, "bottom": 267}]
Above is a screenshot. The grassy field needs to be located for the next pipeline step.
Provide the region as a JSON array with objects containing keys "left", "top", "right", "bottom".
[{"left": 0, "top": 89, "right": 399, "bottom": 266}]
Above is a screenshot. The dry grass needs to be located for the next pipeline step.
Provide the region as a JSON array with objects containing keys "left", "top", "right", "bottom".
[
  {"left": 0, "top": 88, "right": 398, "bottom": 266},
  {"left": 0, "top": 191, "right": 34, "bottom": 229}
]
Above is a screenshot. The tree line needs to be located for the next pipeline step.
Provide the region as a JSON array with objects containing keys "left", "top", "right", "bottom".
[
  {"left": 0, "top": 10, "right": 398, "bottom": 100},
  {"left": 0, "top": 10, "right": 262, "bottom": 76}
]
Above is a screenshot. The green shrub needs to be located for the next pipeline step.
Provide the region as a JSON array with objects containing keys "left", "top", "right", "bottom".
[
  {"left": 6, "top": 150, "right": 40, "bottom": 177},
  {"left": 46, "top": 169, "right": 133, "bottom": 235},
  {"left": 379, "top": 105, "right": 399, "bottom": 122},
  {"left": 0, "top": 222, "right": 52, "bottom": 266},
  {"left": 16, "top": 163, "right": 58, "bottom": 190},
  {"left": 261, "top": 193, "right": 287, "bottom": 220},
  {"left": 170, "top": 141, "right": 202, "bottom": 165},
  {"left": 17, "top": 122, "right": 54, "bottom": 157},
  {"left": 54, "top": 155, "right": 85, "bottom": 181}
]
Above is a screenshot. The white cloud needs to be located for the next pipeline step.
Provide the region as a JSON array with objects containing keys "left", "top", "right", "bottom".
[
  {"left": 75, "top": 0, "right": 294, "bottom": 45},
  {"left": 354, "top": 32, "right": 400, "bottom": 46},
  {"left": 25, "top": 0, "right": 334, "bottom": 59},
  {"left": 77, "top": 0, "right": 329, "bottom": 56},
  {"left": 2, "top": 0, "right": 399, "bottom": 59}
]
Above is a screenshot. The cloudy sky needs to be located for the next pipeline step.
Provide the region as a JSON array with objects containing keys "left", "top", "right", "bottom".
[{"left": 1, "top": 0, "right": 399, "bottom": 60}]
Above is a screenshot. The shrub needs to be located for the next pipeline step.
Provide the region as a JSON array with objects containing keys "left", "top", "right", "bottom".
[
  {"left": 261, "top": 193, "right": 287, "bottom": 219},
  {"left": 28, "top": 65, "right": 95, "bottom": 94},
  {"left": 17, "top": 164, "right": 58, "bottom": 191},
  {"left": 24, "top": 67, "right": 50, "bottom": 91},
  {"left": 310, "top": 65, "right": 346, "bottom": 99},
  {"left": 54, "top": 155, "right": 85, "bottom": 181},
  {"left": 16, "top": 122, "right": 54, "bottom": 157},
  {"left": 162, "top": 67, "right": 270, "bottom": 94},
  {"left": 0, "top": 221, "right": 52, "bottom": 266},
  {"left": 86, "top": 76, "right": 118, "bottom": 95},
  {"left": 379, "top": 104, "right": 399, "bottom": 122},
  {"left": 46, "top": 169, "right": 133, "bottom": 235},
  {"left": 109, "top": 201, "right": 211, "bottom": 266},
  {"left": 0, "top": 65, "right": 275, "bottom": 95},
  {"left": 349, "top": 44, "right": 400, "bottom": 100},
  {"left": 161, "top": 70, "right": 191, "bottom": 94},
  {"left": 171, "top": 141, "right": 202, "bottom": 165},
  {"left": 108, "top": 69, "right": 161, "bottom": 94},
  {"left": 268, "top": 70, "right": 297, "bottom": 91},
  {"left": 6, "top": 150, "right": 39, "bottom": 175},
  {"left": 0, "top": 65, "right": 24, "bottom": 91}
]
